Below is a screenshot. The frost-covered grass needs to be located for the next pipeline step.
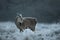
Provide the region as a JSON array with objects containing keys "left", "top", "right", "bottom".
[{"left": 0, "top": 21, "right": 60, "bottom": 40}]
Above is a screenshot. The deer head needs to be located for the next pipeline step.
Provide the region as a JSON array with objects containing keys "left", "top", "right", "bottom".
[{"left": 16, "top": 13, "right": 23, "bottom": 23}]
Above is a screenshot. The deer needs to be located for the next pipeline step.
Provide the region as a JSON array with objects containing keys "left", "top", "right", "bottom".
[{"left": 15, "top": 14, "right": 37, "bottom": 32}]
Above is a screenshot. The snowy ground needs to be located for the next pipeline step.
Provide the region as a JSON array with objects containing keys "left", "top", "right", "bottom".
[{"left": 0, "top": 21, "right": 60, "bottom": 40}]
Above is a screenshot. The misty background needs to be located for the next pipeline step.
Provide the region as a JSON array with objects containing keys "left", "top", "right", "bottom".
[{"left": 0, "top": 0, "right": 60, "bottom": 23}]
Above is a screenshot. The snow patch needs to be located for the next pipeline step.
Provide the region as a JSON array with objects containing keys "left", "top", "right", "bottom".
[{"left": 0, "top": 21, "right": 60, "bottom": 40}]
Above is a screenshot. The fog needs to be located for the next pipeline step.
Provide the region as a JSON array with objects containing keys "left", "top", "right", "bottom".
[{"left": 0, "top": 0, "right": 60, "bottom": 23}]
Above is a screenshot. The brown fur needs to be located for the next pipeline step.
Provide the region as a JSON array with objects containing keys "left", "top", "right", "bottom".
[{"left": 15, "top": 16, "right": 37, "bottom": 32}]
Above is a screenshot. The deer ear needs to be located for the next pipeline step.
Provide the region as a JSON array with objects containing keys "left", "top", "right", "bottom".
[{"left": 19, "top": 14, "right": 22, "bottom": 17}]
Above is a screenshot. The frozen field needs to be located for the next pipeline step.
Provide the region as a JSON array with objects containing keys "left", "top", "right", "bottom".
[{"left": 0, "top": 21, "right": 60, "bottom": 40}]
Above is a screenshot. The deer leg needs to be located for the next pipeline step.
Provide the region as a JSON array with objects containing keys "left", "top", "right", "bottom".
[
  {"left": 31, "top": 26, "right": 35, "bottom": 31},
  {"left": 29, "top": 26, "right": 35, "bottom": 31},
  {"left": 20, "top": 28, "right": 23, "bottom": 32}
]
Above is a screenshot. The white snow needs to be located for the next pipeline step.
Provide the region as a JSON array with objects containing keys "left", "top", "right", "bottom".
[{"left": 0, "top": 21, "right": 60, "bottom": 40}]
